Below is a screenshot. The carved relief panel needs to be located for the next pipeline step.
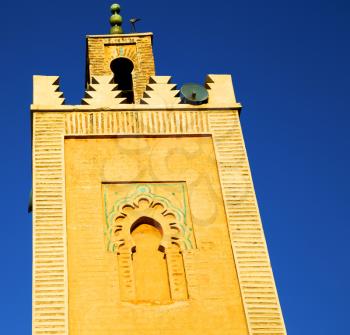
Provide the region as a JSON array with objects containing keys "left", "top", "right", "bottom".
[{"left": 103, "top": 182, "right": 195, "bottom": 303}]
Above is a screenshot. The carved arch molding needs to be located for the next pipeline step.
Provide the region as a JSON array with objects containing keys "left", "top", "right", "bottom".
[{"left": 103, "top": 183, "right": 196, "bottom": 303}]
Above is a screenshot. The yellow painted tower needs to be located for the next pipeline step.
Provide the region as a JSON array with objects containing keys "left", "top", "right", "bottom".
[{"left": 31, "top": 4, "right": 286, "bottom": 335}]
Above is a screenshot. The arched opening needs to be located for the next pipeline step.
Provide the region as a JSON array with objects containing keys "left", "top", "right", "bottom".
[
  {"left": 110, "top": 57, "right": 134, "bottom": 103},
  {"left": 131, "top": 217, "right": 171, "bottom": 303}
]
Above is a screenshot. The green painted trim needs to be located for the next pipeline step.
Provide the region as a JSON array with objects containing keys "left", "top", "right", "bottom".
[{"left": 103, "top": 183, "right": 194, "bottom": 251}]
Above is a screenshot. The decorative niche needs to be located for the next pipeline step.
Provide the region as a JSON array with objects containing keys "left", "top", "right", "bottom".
[{"left": 103, "top": 182, "right": 196, "bottom": 304}]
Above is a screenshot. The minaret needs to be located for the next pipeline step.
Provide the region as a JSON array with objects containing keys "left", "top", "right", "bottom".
[{"left": 31, "top": 4, "right": 286, "bottom": 335}]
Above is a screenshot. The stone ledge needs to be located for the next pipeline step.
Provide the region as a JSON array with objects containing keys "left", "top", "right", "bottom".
[
  {"left": 86, "top": 32, "right": 153, "bottom": 39},
  {"left": 31, "top": 103, "right": 242, "bottom": 112}
]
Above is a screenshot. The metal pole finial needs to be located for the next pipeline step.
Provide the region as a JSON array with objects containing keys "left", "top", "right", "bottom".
[{"left": 129, "top": 18, "right": 141, "bottom": 33}]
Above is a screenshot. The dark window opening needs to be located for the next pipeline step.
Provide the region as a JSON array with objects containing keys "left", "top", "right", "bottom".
[{"left": 110, "top": 57, "right": 134, "bottom": 103}]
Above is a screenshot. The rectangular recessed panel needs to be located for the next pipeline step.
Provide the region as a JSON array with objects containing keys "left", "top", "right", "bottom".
[{"left": 64, "top": 135, "right": 248, "bottom": 335}]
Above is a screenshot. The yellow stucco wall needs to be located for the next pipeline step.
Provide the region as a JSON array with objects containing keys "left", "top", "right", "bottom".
[
  {"left": 64, "top": 136, "right": 249, "bottom": 335},
  {"left": 32, "top": 31, "right": 287, "bottom": 332},
  {"left": 32, "top": 109, "right": 287, "bottom": 335}
]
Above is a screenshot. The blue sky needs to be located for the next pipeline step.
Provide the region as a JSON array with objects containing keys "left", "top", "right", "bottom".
[{"left": 1, "top": 0, "right": 349, "bottom": 333}]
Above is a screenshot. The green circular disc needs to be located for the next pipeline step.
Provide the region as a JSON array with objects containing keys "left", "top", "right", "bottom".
[{"left": 180, "top": 83, "right": 208, "bottom": 105}]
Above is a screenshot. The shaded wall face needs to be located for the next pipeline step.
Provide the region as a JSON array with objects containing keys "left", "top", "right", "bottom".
[{"left": 65, "top": 136, "right": 249, "bottom": 335}]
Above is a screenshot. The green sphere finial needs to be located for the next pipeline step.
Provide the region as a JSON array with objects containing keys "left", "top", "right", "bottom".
[{"left": 110, "top": 3, "right": 123, "bottom": 34}]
